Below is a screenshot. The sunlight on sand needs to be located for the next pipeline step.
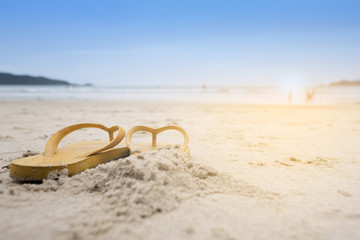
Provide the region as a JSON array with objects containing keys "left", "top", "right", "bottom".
[{"left": 0, "top": 99, "right": 360, "bottom": 239}]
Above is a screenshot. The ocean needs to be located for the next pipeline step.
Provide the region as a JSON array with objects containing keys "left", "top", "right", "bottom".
[{"left": 0, "top": 85, "right": 359, "bottom": 105}]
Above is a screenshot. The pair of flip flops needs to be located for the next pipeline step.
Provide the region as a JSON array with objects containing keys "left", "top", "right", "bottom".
[{"left": 9, "top": 123, "right": 190, "bottom": 181}]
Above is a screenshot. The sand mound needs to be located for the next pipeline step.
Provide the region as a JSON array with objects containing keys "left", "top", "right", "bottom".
[
  {"left": 20, "top": 149, "right": 260, "bottom": 220},
  {"left": 1, "top": 149, "right": 266, "bottom": 238}
]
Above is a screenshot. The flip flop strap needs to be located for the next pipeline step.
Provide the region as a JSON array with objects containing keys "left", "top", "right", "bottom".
[
  {"left": 126, "top": 126, "right": 189, "bottom": 153},
  {"left": 43, "top": 123, "right": 125, "bottom": 157}
]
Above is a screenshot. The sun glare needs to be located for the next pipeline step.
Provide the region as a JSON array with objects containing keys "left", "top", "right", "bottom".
[{"left": 280, "top": 73, "right": 304, "bottom": 93}]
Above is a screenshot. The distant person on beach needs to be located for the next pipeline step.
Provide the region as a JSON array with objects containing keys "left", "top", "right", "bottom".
[
  {"left": 306, "top": 88, "right": 316, "bottom": 102},
  {"left": 288, "top": 90, "right": 292, "bottom": 103}
]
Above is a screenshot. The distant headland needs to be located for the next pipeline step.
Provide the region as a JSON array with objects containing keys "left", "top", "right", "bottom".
[
  {"left": 0, "top": 72, "right": 92, "bottom": 86},
  {"left": 328, "top": 80, "right": 360, "bottom": 87}
]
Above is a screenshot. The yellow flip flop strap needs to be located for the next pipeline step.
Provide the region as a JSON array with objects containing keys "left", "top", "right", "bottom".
[
  {"left": 126, "top": 125, "right": 189, "bottom": 153},
  {"left": 43, "top": 123, "right": 125, "bottom": 158}
]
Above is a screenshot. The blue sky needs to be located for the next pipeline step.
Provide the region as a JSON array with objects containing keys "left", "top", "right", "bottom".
[{"left": 0, "top": 0, "right": 360, "bottom": 86}]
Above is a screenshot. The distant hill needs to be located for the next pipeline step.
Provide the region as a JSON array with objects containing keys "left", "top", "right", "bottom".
[
  {"left": 0, "top": 72, "right": 70, "bottom": 85},
  {"left": 329, "top": 80, "right": 360, "bottom": 87}
]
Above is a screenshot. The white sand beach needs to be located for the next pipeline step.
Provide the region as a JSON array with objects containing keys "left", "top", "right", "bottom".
[
  {"left": 1, "top": 99, "right": 360, "bottom": 240},
  {"left": 2, "top": 0, "right": 360, "bottom": 238}
]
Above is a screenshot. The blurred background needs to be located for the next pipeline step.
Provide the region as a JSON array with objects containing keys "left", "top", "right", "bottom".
[{"left": 0, "top": 0, "right": 359, "bottom": 103}]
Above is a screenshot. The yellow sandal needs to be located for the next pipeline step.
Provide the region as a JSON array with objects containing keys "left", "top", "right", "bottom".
[
  {"left": 10, "top": 123, "right": 129, "bottom": 181},
  {"left": 126, "top": 126, "right": 190, "bottom": 157}
]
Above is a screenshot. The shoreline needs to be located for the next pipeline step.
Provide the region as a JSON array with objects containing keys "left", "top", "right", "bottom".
[{"left": 1, "top": 85, "right": 360, "bottom": 105}]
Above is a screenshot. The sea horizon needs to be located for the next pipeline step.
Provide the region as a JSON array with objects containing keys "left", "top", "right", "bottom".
[{"left": 1, "top": 84, "right": 359, "bottom": 105}]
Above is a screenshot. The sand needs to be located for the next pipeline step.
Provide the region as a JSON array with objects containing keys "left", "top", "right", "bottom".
[{"left": 0, "top": 99, "right": 360, "bottom": 240}]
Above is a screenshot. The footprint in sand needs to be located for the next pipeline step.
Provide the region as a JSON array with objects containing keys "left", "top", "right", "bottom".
[
  {"left": 0, "top": 135, "right": 14, "bottom": 141},
  {"left": 275, "top": 157, "right": 331, "bottom": 167},
  {"left": 337, "top": 190, "right": 351, "bottom": 197}
]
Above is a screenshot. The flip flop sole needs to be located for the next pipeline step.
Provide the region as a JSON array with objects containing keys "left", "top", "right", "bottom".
[{"left": 10, "top": 141, "right": 129, "bottom": 181}]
